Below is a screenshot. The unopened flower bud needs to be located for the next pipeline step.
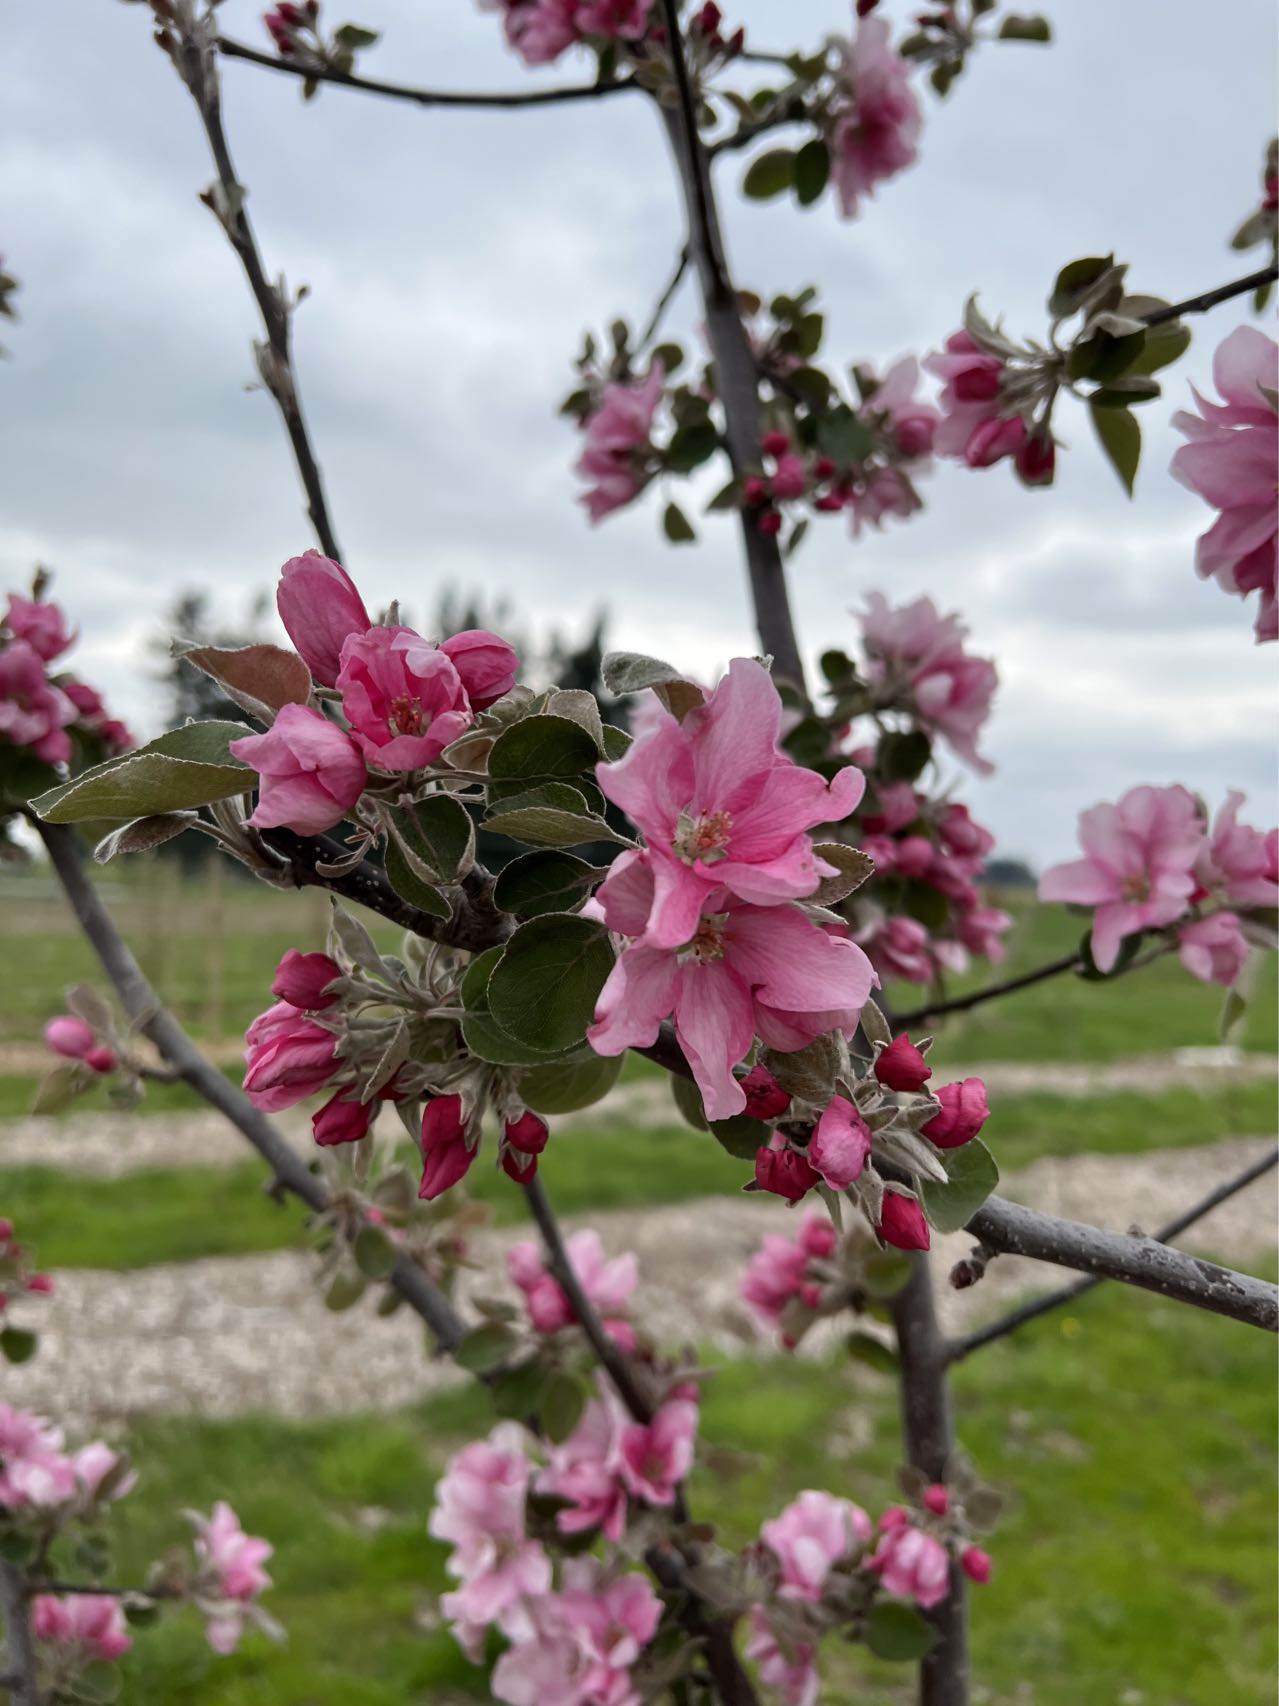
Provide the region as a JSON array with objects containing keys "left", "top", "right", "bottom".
[
  {"left": 922, "top": 1078, "right": 990, "bottom": 1148},
  {"left": 813, "top": 455, "right": 836, "bottom": 479},
  {"left": 312, "top": 1093, "right": 375, "bottom": 1147},
  {"left": 84, "top": 1045, "right": 117, "bottom": 1075},
  {"left": 44, "top": 1016, "right": 95, "bottom": 1060},
  {"left": 503, "top": 1111, "right": 550, "bottom": 1155},
  {"left": 874, "top": 1033, "right": 932, "bottom": 1093},
  {"left": 961, "top": 1544, "right": 992, "bottom": 1584},
  {"left": 757, "top": 508, "right": 783, "bottom": 537},
  {"left": 742, "top": 475, "right": 768, "bottom": 505},
  {"left": 923, "top": 1484, "right": 949, "bottom": 1516},
  {"left": 878, "top": 1192, "right": 931, "bottom": 1251},
  {"left": 753, "top": 1142, "right": 818, "bottom": 1203},
  {"left": 1014, "top": 428, "right": 1056, "bottom": 487},
  {"left": 740, "top": 1064, "right": 790, "bottom": 1121},
  {"left": 761, "top": 429, "right": 791, "bottom": 458},
  {"left": 272, "top": 949, "right": 341, "bottom": 1012},
  {"left": 26, "top": 1273, "right": 55, "bottom": 1296}
]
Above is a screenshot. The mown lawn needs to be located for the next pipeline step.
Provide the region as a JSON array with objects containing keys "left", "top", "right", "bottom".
[{"left": 99, "top": 1280, "right": 1275, "bottom": 1706}]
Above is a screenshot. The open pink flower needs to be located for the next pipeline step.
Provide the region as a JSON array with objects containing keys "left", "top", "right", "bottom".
[
  {"left": 807, "top": 1095, "right": 872, "bottom": 1189},
  {"left": 858, "top": 914, "right": 935, "bottom": 983},
  {"left": 0, "top": 640, "right": 77, "bottom": 764},
  {"left": 1039, "top": 784, "right": 1203, "bottom": 971},
  {"left": 276, "top": 550, "right": 371, "bottom": 686},
  {"left": 440, "top": 629, "right": 520, "bottom": 710},
  {"left": 229, "top": 702, "right": 367, "bottom": 834},
  {"left": 597, "top": 658, "right": 864, "bottom": 946},
  {"left": 745, "top": 1606, "right": 819, "bottom": 1706},
  {"left": 1177, "top": 911, "right": 1249, "bottom": 986},
  {"left": 0, "top": 1404, "right": 76, "bottom": 1509},
  {"left": 1195, "top": 790, "right": 1278, "bottom": 909},
  {"left": 5, "top": 594, "right": 73, "bottom": 663},
  {"left": 1171, "top": 325, "right": 1278, "bottom": 643},
  {"left": 507, "top": 1229, "right": 638, "bottom": 1346},
  {"left": 587, "top": 853, "right": 876, "bottom": 1121},
  {"left": 859, "top": 592, "right": 997, "bottom": 772},
  {"left": 73, "top": 1442, "right": 136, "bottom": 1501},
  {"left": 741, "top": 1217, "right": 831, "bottom": 1335},
  {"left": 925, "top": 331, "right": 1026, "bottom": 470},
  {"left": 872, "top": 1519, "right": 950, "bottom": 1608},
  {"left": 555, "top": 1557, "right": 663, "bottom": 1692},
  {"left": 829, "top": 13, "right": 922, "bottom": 219},
  {"left": 193, "top": 1501, "right": 273, "bottom": 1654},
  {"left": 576, "top": 364, "right": 665, "bottom": 522},
  {"left": 762, "top": 1489, "right": 871, "bottom": 1601},
  {"left": 860, "top": 354, "right": 939, "bottom": 458},
  {"left": 337, "top": 626, "right": 472, "bottom": 772},
  {"left": 536, "top": 1390, "right": 630, "bottom": 1541},
  {"left": 243, "top": 999, "right": 339, "bottom": 1112},
  {"left": 32, "top": 1594, "right": 132, "bottom": 1663},
  {"left": 619, "top": 1397, "right": 698, "bottom": 1506}
]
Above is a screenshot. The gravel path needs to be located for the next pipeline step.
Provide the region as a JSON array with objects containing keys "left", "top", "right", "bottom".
[
  {"left": 1, "top": 1049, "right": 1273, "bottom": 1179},
  {"left": 5, "top": 1137, "right": 1274, "bottom": 1430}
]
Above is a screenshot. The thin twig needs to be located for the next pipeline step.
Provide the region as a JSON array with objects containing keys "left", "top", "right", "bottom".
[
  {"left": 949, "top": 1146, "right": 1279, "bottom": 1362},
  {"left": 160, "top": 14, "right": 342, "bottom": 562},
  {"left": 1141, "top": 265, "right": 1279, "bottom": 326},
  {"left": 894, "top": 940, "right": 1174, "bottom": 1029},
  {"left": 218, "top": 34, "right": 637, "bottom": 109},
  {"left": 639, "top": 245, "right": 691, "bottom": 349},
  {"left": 0, "top": 1563, "right": 40, "bottom": 1706},
  {"left": 34, "top": 820, "right": 468, "bottom": 1354}
]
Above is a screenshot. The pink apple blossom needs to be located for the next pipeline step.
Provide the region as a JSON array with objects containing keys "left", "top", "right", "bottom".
[
  {"left": 439, "top": 628, "right": 520, "bottom": 710},
  {"left": 419, "top": 1093, "right": 478, "bottom": 1200},
  {"left": 271, "top": 948, "right": 340, "bottom": 1011},
  {"left": 73, "top": 1442, "right": 136, "bottom": 1501},
  {"left": 740, "top": 1062, "right": 792, "bottom": 1120},
  {"left": 925, "top": 331, "right": 1027, "bottom": 470},
  {"left": 807, "top": 1095, "right": 872, "bottom": 1189},
  {"left": 874, "top": 1032, "right": 931, "bottom": 1092},
  {"left": 872, "top": 1519, "right": 951, "bottom": 1608},
  {"left": 1039, "top": 783, "right": 1204, "bottom": 971},
  {"left": 229, "top": 702, "right": 367, "bottom": 835},
  {"left": 849, "top": 465, "right": 923, "bottom": 535},
  {"left": 588, "top": 853, "right": 876, "bottom": 1120},
  {"left": 276, "top": 550, "right": 371, "bottom": 686},
  {"left": 740, "top": 1217, "right": 834, "bottom": 1336},
  {"left": 243, "top": 1000, "right": 338, "bottom": 1112},
  {"left": 0, "top": 640, "right": 77, "bottom": 764},
  {"left": 576, "top": 364, "right": 665, "bottom": 522},
  {"left": 5, "top": 594, "right": 73, "bottom": 663},
  {"left": 1171, "top": 325, "right": 1278, "bottom": 643},
  {"left": 1177, "top": 911, "right": 1249, "bottom": 987},
  {"left": 762, "top": 1489, "right": 871, "bottom": 1601},
  {"left": 598, "top": 659, "right": 864, "bottom": 944},
  {"left": 859, "top": 592, "right": 997, "bottom": 771},
  {"left": 829, "top": 14, "right": 923, "bottom": 220},
  {"left": 32, "top": 1594, "right": 132, "bottom": 1663},
  {"left": 878, "top": 1191, "right": 930, "bottom": 1251},
  {"left": 745, "top": 1606, "right": 820, "bottom": 1706},
  {"left": 192, "top": 1501, "right": 274, "bottom": 1655},
  {"left": 619, "top": 1396, "right": 698, "bottom": 1506},
  {"left": 921, "top": 1077, "right": 990, "bottom": 1149},
  {"left": 43, "top": 1015, "right": 96, "bottom": 1060},
  {"left": 1194, "top": 789, "right": 1278, "bottom": 909},
  {"left": 858, "top": 914, "right": 935, "bottom": 983},
  {"left": 336, "top": 626, "right": 473, "bottom": 772},
  {"left": 754, "top": 1136, "right": 821, "bottom": 1203},
  {"left": 508, "top": 1229, "right": 638, "bottom": 1346},
  {"left": 860, "top": 354, "right": 939, "bottom": 458},
  {"left": 536, "top": 1389, "right": 631, "bottom": 1540},
  {"left": 0, "top": 1403, "right": 76, "bottom": 1509}
]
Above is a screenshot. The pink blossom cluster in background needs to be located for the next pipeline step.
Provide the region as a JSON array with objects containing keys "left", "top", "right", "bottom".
[
  {"left": 828, "top": 13, "right": 923, "bottom": 220},
  {"left": 32, "top": 1595, "right": 132, "bottom": 1665},
  {"left": 428, "top": 1417, "right": 666, "bottom": 1703},
  {"left": 0, "top": 1217, "right": 56, "bottom": 1314},
  {"left": 859, "top": 592, "right": 997, "bottom": 774},
  {"left": 576, "top": 364, "right": 665, "bottom": 521},
  {"left": 0, "top": 590, "right": 133, "bottom": 771},
  {"left": 1040, "top": 782, "right": 1276, "bottom": 984},
  {"left": 587, "top": 657, "right": 877, "bottom": 1120},
  {"left": 0, "top": 1401, "right": 132, "bottom": 1513},
  {"left": 229, "top": 552, "right": 519, "bottom": 835},
  {"left": 507, "top": 1228, "right": 638, "bottom": 1347},
  {"left": 480, "top": 0, "right": 653, "bottom": 69},
  {"left": 924, "top": 330, "right": 1053, "bottom": 482},
  {"left": 191, "top": 1500, "right": 276, "bottom": 1655},
  {"left": 43, "top": 1013, "right": 118, "bottom": 1077},
  {"left": 740, "top": 1210, "right": 838, "bottom": 1346},
  {"left": 1171, "top": 324, "right": 1278, "bottom": 643}
]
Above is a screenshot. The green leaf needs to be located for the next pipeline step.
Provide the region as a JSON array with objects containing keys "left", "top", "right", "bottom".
[
  {"left": 70, "top": 1660, "right": 123, "bottom": 1703},
  {"left": 484, "top": 783, "right": 627, "bottom": 849},
  {"left": 541, "top": 1371, "right": 587, "bottom": 1444},
  {"left": 94, "top": 812, "right": 198, "bottom": 864},
  {"left": 793, "top": 137, "right": 830, "bottom": 206},
  {"left": 665, "top": 419, "right": 721, "bottom": 474},
  {"left": 383, "top": 838, "right": 451, "bottom": 919},
  {"left": 0, "top": 746, "right": 60, "bottom": 808},
  {"left": 1090, "top": 374, "right": 1161, "bottom": 407},
  {"left": 32, "top": 720, "right": 254, "bottom": 823},
  {"left": 176, "top": 640, "right": 312, "bottom": 723},
  {"left": 461, "top": 945, "right": 578, "bottom": 1066},
  {"left": 861, "top": 1247, "right": 913, "bottom": 1299},
  {"left": 876, "top": 730, "right": 932, "bottom": 784},
  {"left": 353, "top": 1223, "right": 397, "bottom": 1281},
  {"left": 652, "top": 341, "right": 685, "bottom": 374},
  {"left": 663, "top": 500, "right": 697, "bottom": 543},
  {"left": 1220, "top": 986, "right": 1247, "bottom": 1043},
  {"left": 489, "top": 715, "right": 600, "bottom": 785},
  {"left": 32, "top": 1060, "right": 94, "bottom": 1114},
  {"left": 918, "top": 1138, "right": 1000, "bottom": 1233},
  {"left": 742, "top": 147, "right": 796, "bottom": 200},
  {"left": 454, "top": 1321, "right": 516, "bottom": 1374},
  {"left": 518, "top": 1050, "right": 624, "bottom": 1114},
  {"left": 1088, "top": 400, "right": 1140, "bottom": 496},
  {"left": 600, "top": 725, "right": 631, "bottom": 762},
  {"left": 811, "top": 843, "right": 874, "bottom": 905},
  {"left": 324, "top": 1269, "right": 368, "bottom": 1312},
  {"left": 998, "top": 13, "right": 1052, "bottom": 41},
  {"left": 494, "top": 850, "right": 598, "bottom": 918},
  {"left": 1126, "top": 320, "right": 1191, "bottom": 376},
  {"left": 461, "top": 945, "right": 504, "bottom": 1009},
  {"left": 847, "top": 1329, "right": 899, "bottom": 1374},
  {"left": 0, "top": 1326, "right": 38, "bottom": 1364},
  {"left": 487, "top": 914, "right": 615, "bottom": 1054},
  {"left": 865, "top": 1600, "right": 936, "bottom": 1661},
  {"left": 333, "top": 22, "right": 380, "bottom": 47},
  {"left": 490, "top": 1359, "right": 550, "bottom": 1421},
  {"left": 390, "top": 794, "right": 475, "bottom": 883},
  {"left": 1047, "top": 255, "right": 1114, "bottom": 319},
  {"left": 816, "top": 406, "right": 874, "bottom": 468}
]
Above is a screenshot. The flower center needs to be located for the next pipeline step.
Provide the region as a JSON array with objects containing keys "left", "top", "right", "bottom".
[
  {"left": 388, "top": 693, "right": 426, "bottom": 737},
  {"left": 1122, "top": 872, "right": 1150, "bottom": 903},
  {"left": 680, "top": 913, "right": 728, "bottom": 964},
  {"left": 673, "top": 808, "right": 734, "bottom": 865}
]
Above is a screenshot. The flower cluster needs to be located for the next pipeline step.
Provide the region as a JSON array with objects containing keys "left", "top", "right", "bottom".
[
  {"left": 574, "top": 363, "right": 665, "bottom": 522},
  {"left": 0, "top": 586, "right": 133, "bottom": 780},
  {"left": 859, "top": 592, "right": 996, "bottom": 774},
  {"left": 481, "top": 0, "right": 654, "bottom": 68},
  {"left": 228, "top": 551, "right": 518, "bottom": 834},
  {"left": 507, "top": 1229, "right": 638, "bottom": 1346},
  {"left": 43, "top": 1013, "right": 118, "bottom": 1077},
  {"left": 1171, "top": 325, "right": 1278, "bottom": 644},
  {"left": 1040, "top": 783, "right": 1276, "bottom": 984},
  {"left": 826, "top": 12, "right": 923, "bottom": 220},
  {"left": 586, "top": 656, "right": 876, "bottom": 1120},
  {"left": 925, "top": 328, "right": 1053, "bottom": 482},
  {"left": 190, "top": 1501, "right": 276, "bottom": 1656},
  {"left": 0, "top": 1401, "right": 133, "bottom": 1516},
  {"left": 740, "top": 1210, "right": 837, "bottom": 1347},
  {"left": 0, "top": 1217, "right": 55, "bottom": 1325},
  {"left": 429, "top": 1418, "right": 667, "bottom": 1703}
]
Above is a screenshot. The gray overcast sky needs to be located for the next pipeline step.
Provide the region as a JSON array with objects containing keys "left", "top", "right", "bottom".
[{"left": 1, "top": 0, "right": 1275, "bottom": 864}]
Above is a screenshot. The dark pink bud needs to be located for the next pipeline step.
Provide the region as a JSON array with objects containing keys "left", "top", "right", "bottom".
[
  {"left": 84, "top": 1046, "right": 117, "bottom": 1075},
  {"left": 25, "top": 1273, "right": 55, "bottom": 1296},
  {"left": 799, "top": 1282, "right": 823, "bottom": 1309},
  {"left": 742, "top": 475, "right": 768, "bottom": 505},
  {"left": 419, "top": 1094, "right": 476, "bottom": 1201},
  {"left": 813, "top": 455, "right": 836, "bottom": 479},
  {"left": 0, "top": 1219, "right": 13, "bottom": 1242},
  {"left": 694, "top": 1, "right": 721, "bottom": 31},
  {"left": 724, "top": 25, "right": 744, "bottom": 54},
  {"left": 964, "top": 414, "right": 1026, "bottom": 469},
  {"left": 271, "top": 949, "right": 341, "bottom": 1012},
  {"left": 874, "top": 1033, "right": 932, "bottom": 1093},
  {"left": 923, "top": 1484, "right": 950, "bottom": 1516},
  {"left": 276, "top": 550, "right": 371, "bottom": 687},
  {"left": 879, "top": 1504, "right": 909, "bottom": 1530},
  {"left": 951, "top": 366, "right": 1001, "bottom": 403},
  {"left": 312, "top": 1094, "right": 375, "bottom": 1147},
  {"left": 961, "top": 1544, "right": 992, "bottom": 1585},
  {"left": 753, "top": 1143, "right": 819, "bottom": 1203},
  {"left": 740, "top": 1064, "right": 791, "bottom": 1121},
  {"left": 894, "top": 413, "right": 937, "bottom": 458},
  {"left": 440, "top": 629, "right": 520, "bottom": 711},
  {"left": 756, "top": 508, "right": 783, "bottom": 537},
  {"left": 878, "top": 1192, "right": 931, "bottom": 1251},
  {"left": 44, "top": 1016, "right": 95, "bottom": 1060},
  {"left": 857, "top": 0, "right": 880, "bottom": 13},
  {"left": 760, "top": 429, "right": 791, "bottom": 458},
  {"left": 814, "top": 492, "right": 845, "bottom": 512},
  {"left": 276, "top": 1, "right": 305, "bottom": 21},
  {"left": 501, "top": 1147, "right": 538, "bottom": 1182},
  {"left": 503, "top": 1111, "right": 550, "bottom": 1155},
  {"left": 922, "top": 1078, "right": 990, "bottom": 1149},
  {"left": 1015, "top": 429, "right": 1056, "bottom": 487}
]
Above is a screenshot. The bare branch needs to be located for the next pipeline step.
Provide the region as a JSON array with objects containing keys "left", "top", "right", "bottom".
[
  {"left": 639, "top": 244, "right": 691, "bottom": 349},
  {"left": 0, "top": 1563, "right": 40, "bottom": 1706},
  {"left": 218, "top": 34, "right": 637, "bottom": 110},
  {"left": 1141, "top": 265, "right": 1278, "bottom": 326},
  {"left": 894, "top": 941, "right": 1174, "bottom": 1029},
  {"left": 949, "top": 1146, "right": 1279, "bottom": 1361},
  {"left": 160, "top": 15, "right": 343, "bottom": 561},
  {"left": 34, "top": 820, "right": 468, "bottom": 1354}
]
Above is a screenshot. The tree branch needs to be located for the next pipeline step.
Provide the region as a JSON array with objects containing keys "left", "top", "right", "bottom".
[
  {"left": 654, "top": 0, "right": 808, "bottom": 694},
  {"left": 639, "top": 244, "right": 691, "bottom": 349},
  {"left": 161, "top": 13, "right": 343, "bottom": 562},
  {"left": 34, "top": 820, "right": 468, "bottom": 1354},
  {"left": 949, "top": 1146, "right": 1279, "bottom": 1361},
  {"left": 217, "top": 34, "right": 637, "bottom": 110},
  {"left": 894, "top": 940, "right": 1174, "bottom": 1029},
  {"left": 0, "top": 1563, "right": 40, "bottom": 1706},
  {"left": 1141, "top": 265, "right": 1279, "bottom": 326},
  {"left": 890, "top": 1258, "right": 968, "bottom": 1706}
]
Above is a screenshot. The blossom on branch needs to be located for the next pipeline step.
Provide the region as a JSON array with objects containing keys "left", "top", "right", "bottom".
[
  {"left": 575, "top": 364, "right": 665, "bottom": 522},
  {"left": 828, "top": 12, "right": 923, "bottom": 219},
  {"left": 229, "top": 703, "right": 367, "bottom": 835}
]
